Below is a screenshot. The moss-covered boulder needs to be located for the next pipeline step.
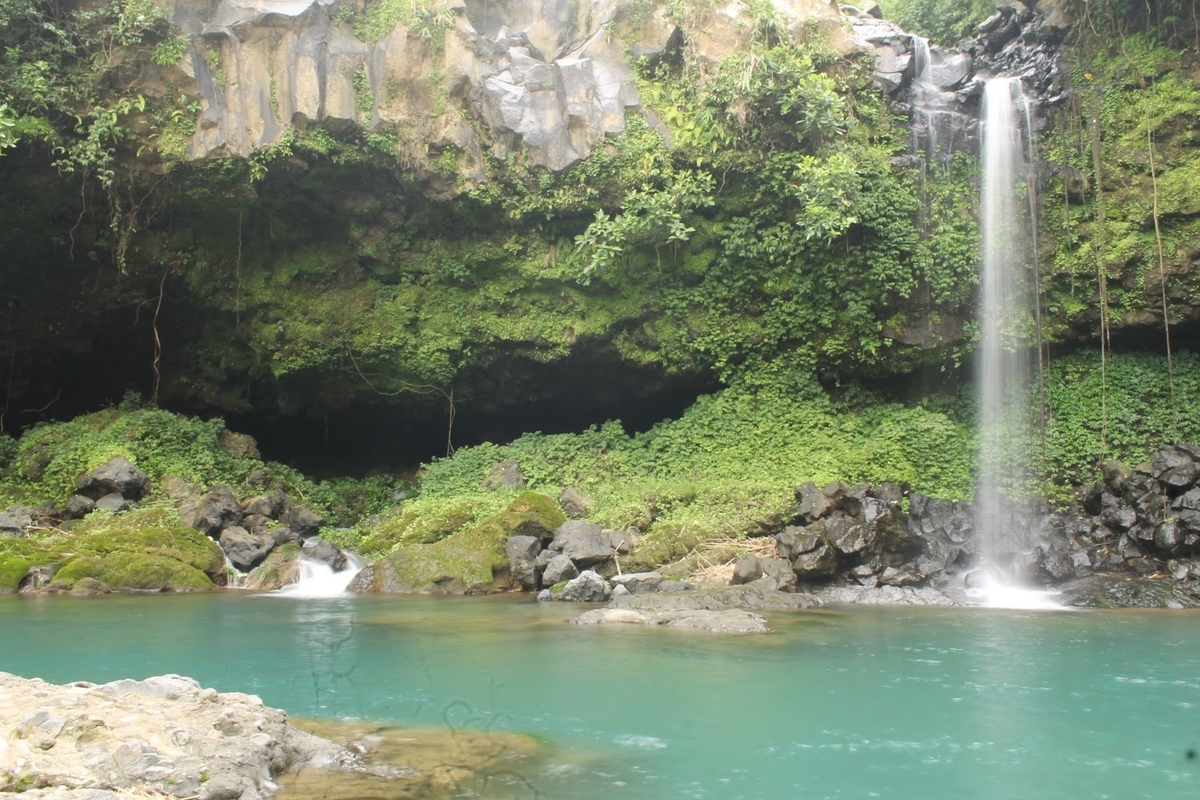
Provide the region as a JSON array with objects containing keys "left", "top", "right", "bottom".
[
  {"left": 243, "top": 543, "right": 302, "bottom": 591},
  {"left": 352, "top": 493, "right": 564, "bottom": 595},
  {"left": 0, "top": 507, "right": 226, "bottom": 594}
]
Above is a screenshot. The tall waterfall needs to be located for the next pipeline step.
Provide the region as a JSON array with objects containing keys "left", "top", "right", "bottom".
[{"left": 975, "top": 78, "right": 1038, "bottom": 589}]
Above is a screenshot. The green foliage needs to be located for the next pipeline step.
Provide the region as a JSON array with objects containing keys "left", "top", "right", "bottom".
[
  {"left": 876, "top": 0, "right": 994, "bottom": 45},
  {"left": 355, "top": 0, "right": 455, "bottom": 44},
  {"left": 1040, "top": 351, "right": 1200, "bottom": 502},
  {"left": 152, "top": 34, "right": 188, "bottom": 66},
  {"left": 397, "top": 375, "right": 975, "bottom": 568}
]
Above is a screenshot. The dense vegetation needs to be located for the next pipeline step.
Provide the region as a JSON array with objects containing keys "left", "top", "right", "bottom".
[{"left": 1, "top": 0, "right": 1199, "bottom": 577}]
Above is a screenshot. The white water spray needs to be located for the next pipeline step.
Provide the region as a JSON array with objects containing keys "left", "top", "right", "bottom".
[
  {"left": 974, "top": 78, "right": 1058, "bottom": 609},
  {"left": 274, "top": 553, "right": 364, "bottom": 598}
]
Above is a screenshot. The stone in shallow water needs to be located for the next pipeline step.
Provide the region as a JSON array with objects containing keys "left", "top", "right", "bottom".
[{"left": 559, "top": 570, "right": 610, "bottom": 602}]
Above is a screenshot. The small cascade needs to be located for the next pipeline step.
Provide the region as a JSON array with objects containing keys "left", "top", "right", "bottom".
[
  {"left": 907, "top": 35, "right": 967, "bottom": 174},
  {"left": 223, "top": 555, "right": 247, "bottom": 589},
  {"left": 274, "top": 553, "right": 365, "bottom": 598}
]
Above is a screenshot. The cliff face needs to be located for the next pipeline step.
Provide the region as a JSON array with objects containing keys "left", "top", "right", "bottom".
[{"left": 173, "top": 0, "right": 853, "bottom": 174}]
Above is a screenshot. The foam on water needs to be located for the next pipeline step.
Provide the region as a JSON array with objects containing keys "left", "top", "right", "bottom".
[{"left": 273, "top": 553, "right": 364, "bottom": 598}]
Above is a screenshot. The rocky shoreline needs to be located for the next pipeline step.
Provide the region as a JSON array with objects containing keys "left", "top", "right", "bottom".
[{"left": 0, "top": 673, "right": 540, "bottom": 800}]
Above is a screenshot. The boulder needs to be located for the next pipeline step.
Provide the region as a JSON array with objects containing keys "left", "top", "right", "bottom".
[
  {"left": 94, "top": 493, "right": 134, "bottom": 513},
  {"left": 610, "top": 571, "right": 664, "bottom": 594},
  {"left": 559, "top": 570, "right": 611, "bottom": 602},
  {"left": 303, "top": 538, "right": 347, "bottom": 571},
  {"left": 824, "top": 515, "right": 872, "bottom": 554},
  {"left": 550, "top": 520, "right": 627, "bottom": 567},
  {"left": 505, "top": 535, "right": 542, "bottom": 590},
  {"left": 731, "top": 554, "right": 763, "bottom": 585},
  {"left": 541, "top": 554, "right": 578, "bottom": 586},
  {"left": 758, "top": 557, "right": 797, "bottom": 592},
  {"left": 219, "top": 526, "right": 274, "bottom": 571},
  {"left": 242, "top": 491, "right": 287, "bottom": 519},
  {"left": 351, "top": 493, "right": 562, "bottom": 594},
  {"left": 0, "top": 505, "right": 34, "bottom": 536},
  {"left": 795, "top": 481, "right": 843, "bottom": 522},
  {"left": 558, "top": 486, "right": 593, "bottom": 518},
  {"left": 218, "top": 429, "right": 261, "bottom": 459},
  {"left": 792, "top": 539, "right": 838, "bottom": 580},
  {"left": 281, "top": 505, "right": 324, "bottom": 538},
  {"left": 1102, "top": 459, "right": 1132, "bottom": 494},
  {"left": 75, "top": 456, "right": 149, "bottom": 500},
  {"left": 63, "top": 495, "right": 96, "bottom": 519},
  {"left": 179, "top": 486, "right": 243, "bottom": 537}
]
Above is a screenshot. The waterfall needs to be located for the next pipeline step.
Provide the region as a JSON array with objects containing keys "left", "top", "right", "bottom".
[
  {"left": 274, "top": 553, "right": 365, "bottom": 598},
  {"left": 907, "top": 36, "right": 962, "bottom": 172},
  {"left": 973, "top": 78, "right": 1059, "bottom": 609}
]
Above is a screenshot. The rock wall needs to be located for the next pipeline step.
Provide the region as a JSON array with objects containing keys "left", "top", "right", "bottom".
[{"left": 171, "top": 0, "right": 858, "bottom": 173}]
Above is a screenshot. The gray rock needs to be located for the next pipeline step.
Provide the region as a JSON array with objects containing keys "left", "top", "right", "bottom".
[
  {"left": 929, "top": 51, "right": 972, "bottom": 89},
  {"left": 179, "top": 486, "right": 243, "bottom": 536},
  {"left": 570, "top": 607, "right": 770, "bottom": 633},
  {"left": 758, "top": 557, "right": 797, "bottom": 592},
  {"left": 94, "top": 493, "right": 134, "bottom": 513},
  {"left": 281, "top": 505, "right": 324, "bottom": 538},
  {"left": 611, "top": 584, "right": 630, "bottom": 598},
  {"left": 241, "top": 491, "right": 287, "bottom": 519},
  {"left": 550, "top": 520, "right": 626, "bottom": 567},
  {"left": 505, "top": 535, "right": 542, "bottom": 590},
  {"left": 303, "top": 538, "right": 347, "bottom": 571},
  {"left": 217, "top": 429, "right": 261, "bottom": 460},
  {"left": 219, "top": 526, "right": 274, "bottom": 571},
  {"left": 792, "top": 540, "right": 838, "bottom": 580},
  {"left": 1102, "top": 459, "right": 1133, "bottom": 493},
  {"left": 0, "top": 504, "right": 34, "bottom": 536},
  {"left": 76, "top": 456, "right": 149, "bottom": 500},
  {"left": 267, "top": 525, "right": 302, "bottom": 547},
  {"left": 536, "top": 589, "right": 552, "bottom": 601},
  {"left": 824, "top": 515, "right": 872, "bottom": 554},
  {"left": 610, "top": 571, "right": 664, "bottom": 594},
  {"left": 542, "top": 554, "right": 578, "bottom": 586},
  {"left": 481, "top": 460, "right": 525, "bottom": 490},
  {"left": 63, "top": 495, "right": 95, "bottom": 519},
  {"left": 558, "top": 486, "right": 593, "bottom": 518},
  {"left": 559, "top": 570, "right": 611, "bottom": 602},
  {"left": 731, "top": 554, "right": 763, "bottom": 585}
]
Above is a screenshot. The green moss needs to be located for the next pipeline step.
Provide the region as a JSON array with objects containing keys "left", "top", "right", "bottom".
[{"left": 371, "top": 492, "right": 560, "bottom": 593}]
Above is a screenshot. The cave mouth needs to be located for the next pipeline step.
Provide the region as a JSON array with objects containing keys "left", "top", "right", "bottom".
[{"left": 226, "top": 358, "right": 720, "bottom": 479}]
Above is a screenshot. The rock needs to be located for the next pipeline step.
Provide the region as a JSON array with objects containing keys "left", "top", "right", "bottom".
[
  {"left": 268, "top": 525, "right": 302, "bottom": 547},
  {"left": 570, "top": 607, "right": 770, "bottom": 633},
  {"left": 18, "top": 564, "right": 56, "bottom": 593},
  {"left": 242, "top": 513, "right": 270, "bottom": 534},
  {"left": 549, "top": 520, "right": 626, "bottom": 567},
  {"left": 824, "top": 515, "right": 872, "bottom": 554},
  {"left": 731, "top": 554, "right": 763, "bottom": 585},
  {"left": 0, "top": 505, "right": 34, "bottom": 536},
  {"left": 929, "top": 51, "right": 972, "bottom": 89},
  {"left": 559, "top": 570, "right": 611, "bottom": 602},
  {"left": 795, "top": 481, "right": 841, "bottom": 522},
  {"left": 610, "top": 571, "right": 663, "bottom": 594},
  {"left": 541, "top": 554, "right": 578, "bottom": 586},
  {"left": 281, "top": 505, "right": 324, "bottom": 538},
  {"left": 536, "top": 589, "right": 552, "bottom": 601},
  {"left": 241, "top": 491, "right": 287, "bottom": 519},
  {"left": 303, "top": 538, "right": 347, "bottom": 571},
  {"left": 219, "top": 526, "right": 274, "bottom": 571},
  {"left": 179, "top": 486, "right": 243, "bottom": 537},
  {"left": 558, "top": 486, "right": 593, "bottom": 518},
  {"left": 1102, "top": 459, "right": 1132, "bottom": 493},
  {"left": 1100, "top": 503, "right": 1137, "bottom": 531},
  {"left": 75, "top": 457, "right": 149, "bottom": 500},
  {"left": 0, "top": 671, "right": 355, "bottom": 799},
  {"left": 611, "top": 583, "right": 630, "bottom": 598},
  {"left": 1154, "top": 521, "right": 1182, "bottom": 552},
  {"left": 351, "top": 493, "right": 562, "bottom": 594},
  {"left": 94, "top": 493, "right": 134, "bottom": 513},
  {"left": 63, "top": 495, "right": 95, "bottom": 519},
  {"left": 218, "top": 429, "right": 261, "bottom": 460},
  {"left": 481, "top": 460, "right": 525, "bottom": 491},
  {"left": 505, "top": 535, "right": 542, "bottom": 590},
  {"left": 792, "top": 539, "right": 839, "bottom": 580},
  {"left": 242, "top": 545, "right": 302, "bottom": 591}
]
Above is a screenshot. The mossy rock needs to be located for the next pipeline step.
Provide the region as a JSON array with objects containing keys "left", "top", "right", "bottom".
[
  {"left": 47, "top": 523, "right": 224, "bottom": 592},
  {"left": 358, "top": 500, "right": 488, "bottom": 557},
  {"left": 0, "top": 537, "right": 60, "bottom": 593},
  {"left": 243, "top": 543, "right": 301, "bottom": 590},
  {"left": 357, "top": 493, "right": 563, "bottom": 594}
]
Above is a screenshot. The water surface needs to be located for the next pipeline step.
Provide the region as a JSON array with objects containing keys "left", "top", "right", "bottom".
[{"left": 2, "top": 594, "right": 1197, "bottom": 799}]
